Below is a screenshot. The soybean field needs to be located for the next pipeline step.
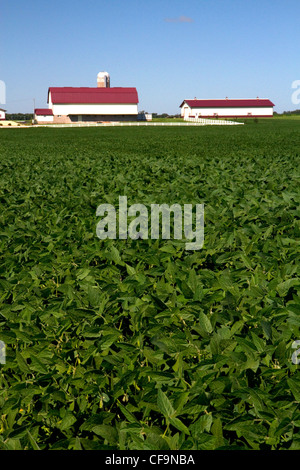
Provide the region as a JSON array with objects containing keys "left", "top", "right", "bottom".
[{"left": 0, "top": 119, "right": 300, "bottom": 450}]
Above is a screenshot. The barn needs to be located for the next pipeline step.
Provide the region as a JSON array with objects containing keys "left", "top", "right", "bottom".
[
  {"left": 180, "top": 98, "right": 275, "bottom": 119},
  {"left": 45, "top": 72, "right": 139, "bottom": 124},
  {"left": 34, "top": 108, "right": 54, "bottom": 124},
  {"left": 0, "top": 108, "right": 6, "bottom": 120}
]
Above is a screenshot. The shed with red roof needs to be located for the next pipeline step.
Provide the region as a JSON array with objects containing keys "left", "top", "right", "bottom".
[
  {"left": 180, "top": 98, "right": 275, "bottom": 119},
  {"left": 47, "top": 77, "right": 139, "bottom": 123},
  {"left": 34, "top": 108, "right": 54, "bottom": 124}
]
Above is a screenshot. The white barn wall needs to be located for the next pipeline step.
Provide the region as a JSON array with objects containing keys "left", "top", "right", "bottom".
[
  {"left": 51, "top": 103, "right": 138, "bottom": 116},
  {"left": 0, "top": 109, "right": 5, "bottom": 120},
  {"left": 182, "top": 104, "right": 273, "bottom": 118},
  {"left": 181, "top": 105, "right": 189, "bottom": 119},
  {"left": 35, "top": 115, "right": 54, "bottom": 123}
]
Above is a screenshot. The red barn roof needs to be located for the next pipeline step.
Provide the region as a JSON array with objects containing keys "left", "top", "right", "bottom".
[
  {"left": 48, "top": 87, "right": 139, "bottom": 104},
  {"left": 180, "top": 99, "right": 275, "bottom": 108},
  {"left": 35, "top": 108, "right": 53, "bottom": 115}
]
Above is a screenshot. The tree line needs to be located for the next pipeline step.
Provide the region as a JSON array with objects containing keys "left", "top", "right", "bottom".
[
  {"left": 274, "top": 110, "right": 300, "bottom": 115},
  {"left": 5, "top": 113, "right": 33, "bottom": 121}
]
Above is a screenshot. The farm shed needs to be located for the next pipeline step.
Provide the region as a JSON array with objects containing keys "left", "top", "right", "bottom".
[
  {"left": 47, "top": 87, "right": 139, "bottom": 124},
  {"left": 46, "top": 72, "right": 139, "bottom": 124},
  {"left": 34, "top": 108, "right": 54, "bottom": 124},
  {"left": 0, "top": 108, "right": 6, "bottom": 120},
  {"left": 180, "top": 98, "right": 275, "bottom": 119}
]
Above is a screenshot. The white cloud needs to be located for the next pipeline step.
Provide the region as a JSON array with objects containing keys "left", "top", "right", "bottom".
[{"left": 164, "top": 16, "right": 194, "bottom": 23}]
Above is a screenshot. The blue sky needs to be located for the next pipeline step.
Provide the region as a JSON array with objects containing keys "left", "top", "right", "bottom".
[{"left": 1, "top": 0, "right": 300, "bottom": 114}]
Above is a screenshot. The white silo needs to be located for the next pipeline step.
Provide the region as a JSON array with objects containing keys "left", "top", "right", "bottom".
[{"left": 97, "top": 72, "right": 110, "bottom": 88}]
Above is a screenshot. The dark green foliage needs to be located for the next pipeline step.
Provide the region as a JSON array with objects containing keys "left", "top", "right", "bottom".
[
  {"left": 5, "top": 113, "right": 33, "bottom": 122},
  {"left": 0, "top": 120, "right": 299, "bottom": 450}
]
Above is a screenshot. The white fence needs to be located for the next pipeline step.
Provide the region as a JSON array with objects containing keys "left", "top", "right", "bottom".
[
  {"left": 33, "top": 118, "right": 244, "bottom": 128},
  {"left": 34, "top": 122, "right": 206, "bottom": 128},
  {"left": 184, "top": 117, "right": 244, "bottom": 125}
]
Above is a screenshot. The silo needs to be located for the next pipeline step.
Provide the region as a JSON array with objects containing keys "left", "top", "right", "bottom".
[{"left": 97, "top": 72, "right": 110, "bottom": 88}]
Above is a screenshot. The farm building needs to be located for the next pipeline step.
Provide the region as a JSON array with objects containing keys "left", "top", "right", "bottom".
[
  {"left": 34, "top": 108, "right": 54, "bottom": 124},
  {"left": 0, "top": 108, "right": 6, "bottom": 120},
  {"left": 180, "top": 98, "right": 275, "bottom": 119},
  {"left": 43, "top": 72, "right": 139, "bottom": 124}
]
